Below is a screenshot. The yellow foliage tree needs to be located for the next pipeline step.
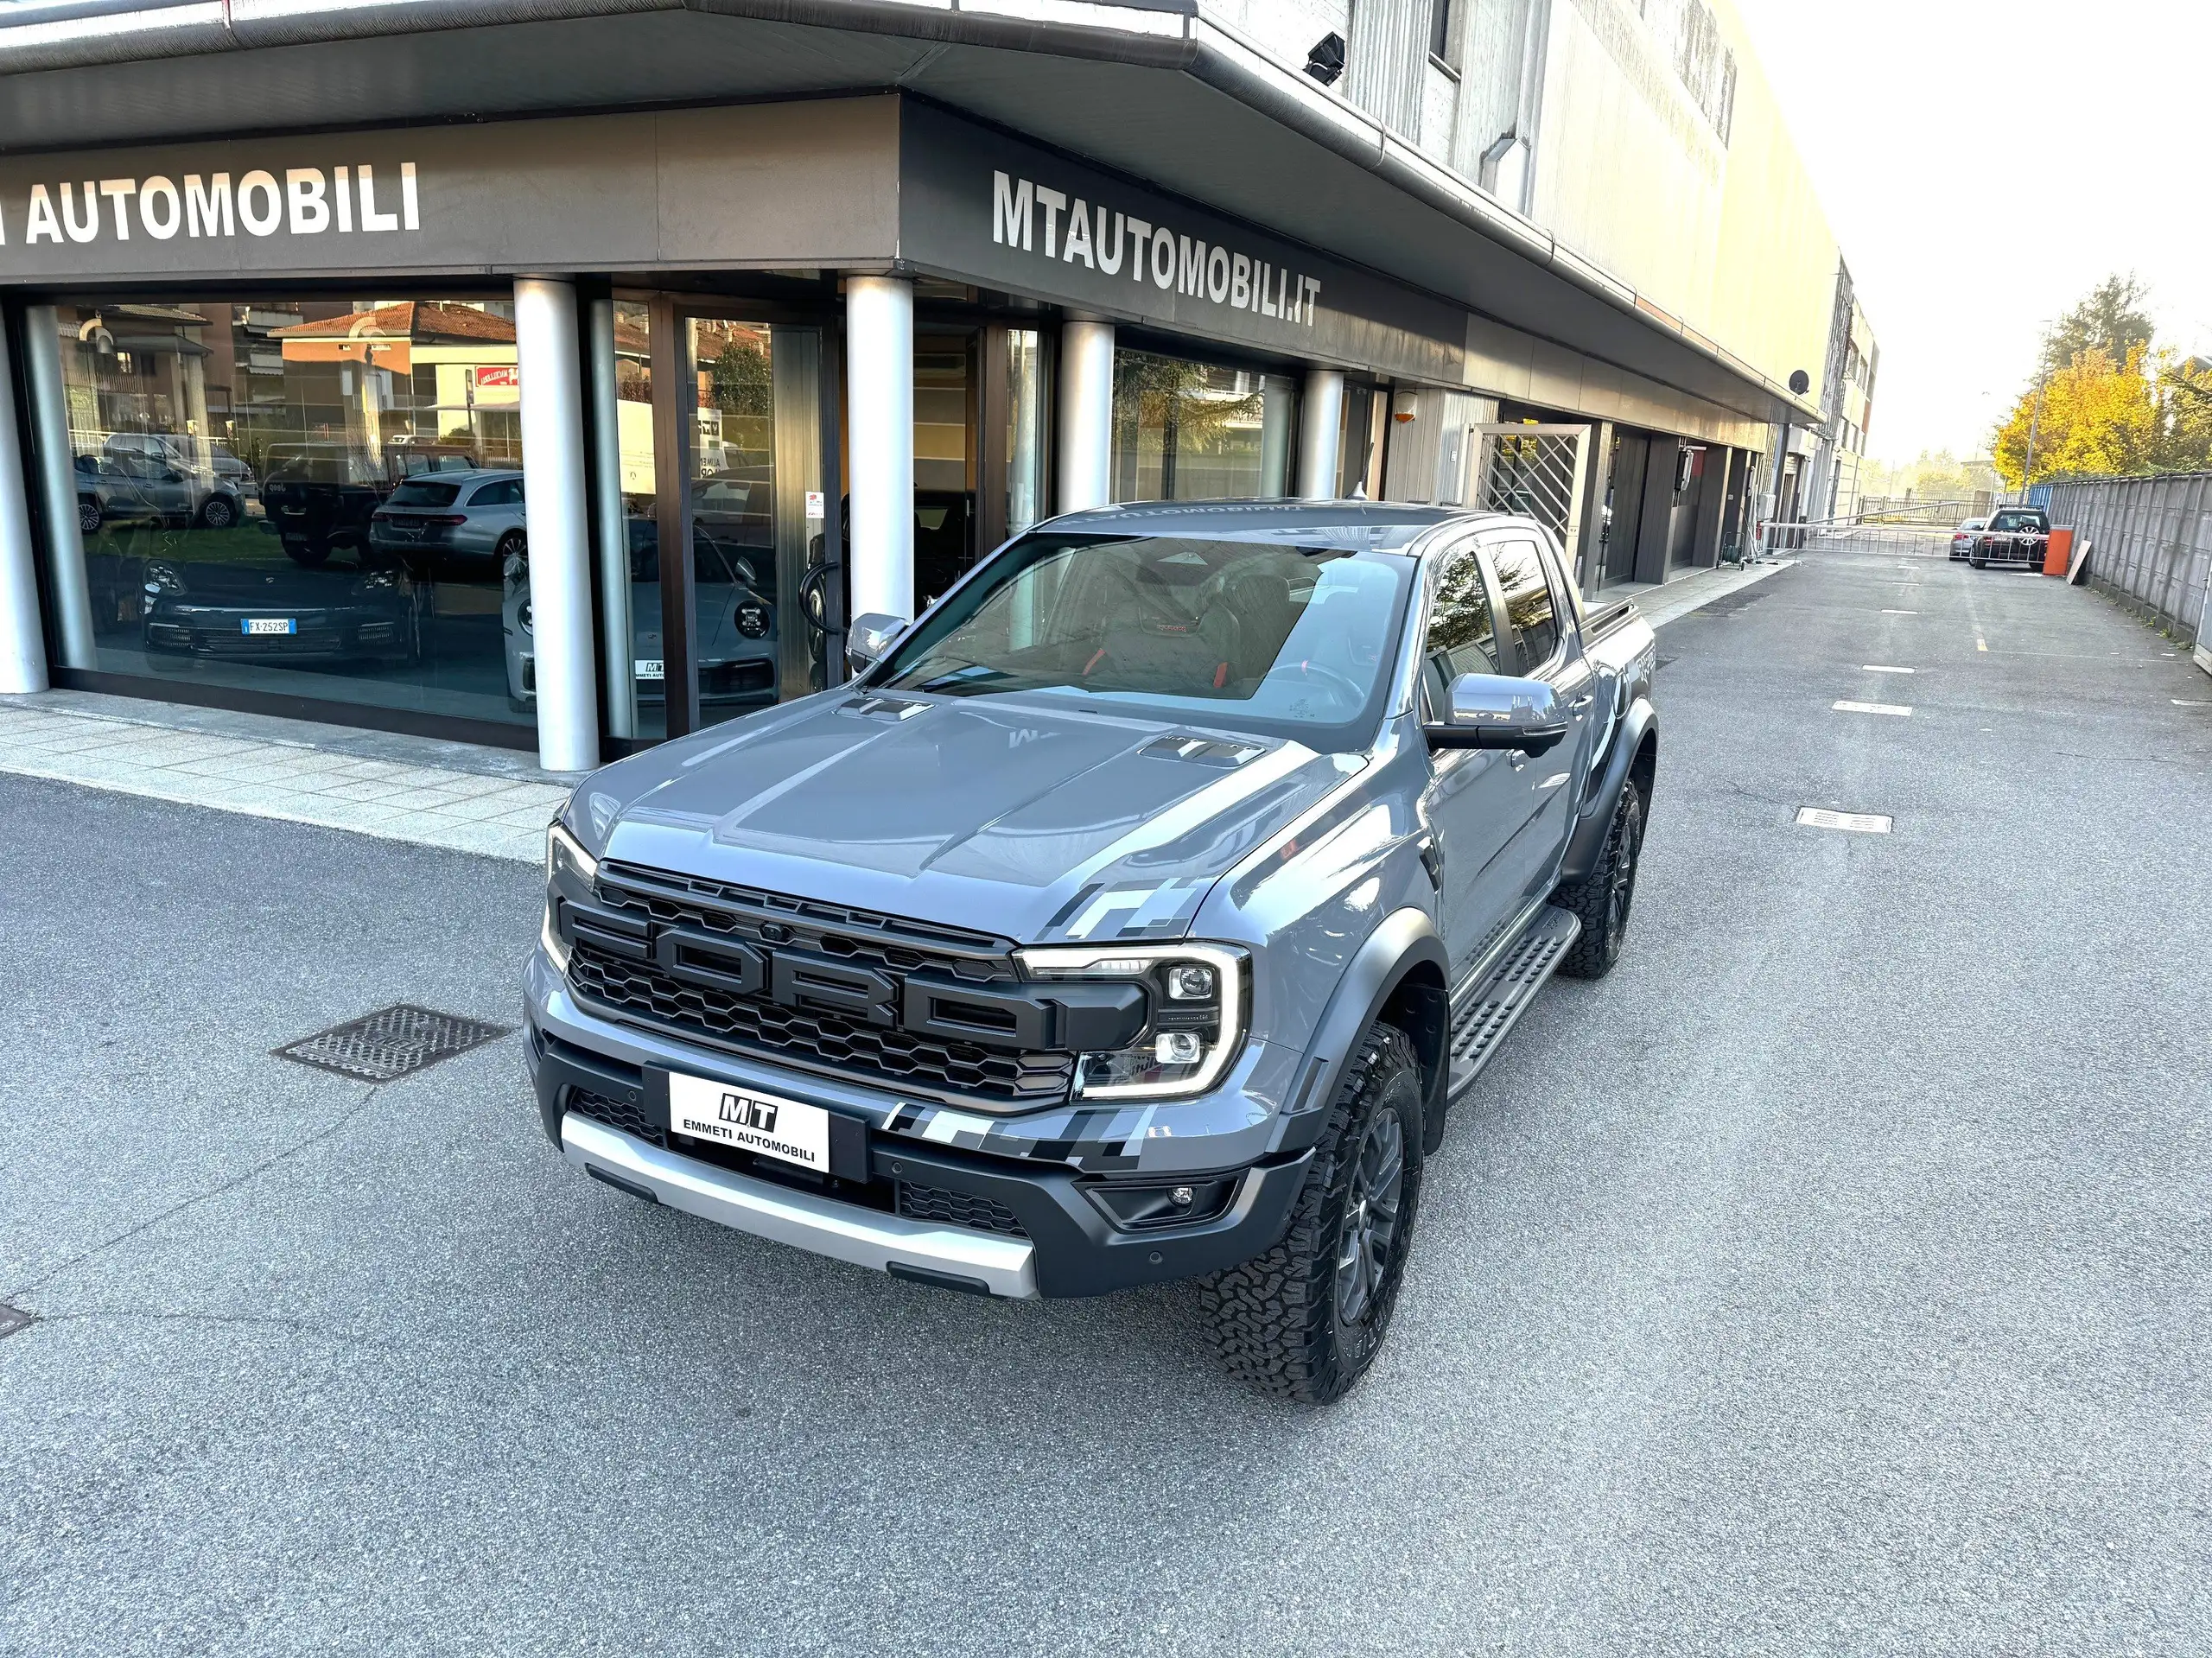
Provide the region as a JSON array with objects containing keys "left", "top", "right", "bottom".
[{"left": 1994, "top": 345, "right": 2212, "bottom": 486}]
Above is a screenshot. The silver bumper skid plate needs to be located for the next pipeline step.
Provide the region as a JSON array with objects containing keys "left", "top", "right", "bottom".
[{"left": 561, "top": 1113, "right": 1040, "bottom": 1298}]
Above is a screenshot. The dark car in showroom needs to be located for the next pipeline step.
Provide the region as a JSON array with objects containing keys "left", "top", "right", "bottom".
[{"left": 139, "top": 554, "right": 419, "bottom": 664}]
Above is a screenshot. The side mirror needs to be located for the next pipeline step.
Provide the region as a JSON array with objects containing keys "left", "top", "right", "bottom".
[
  {"left": 1426, "top": 672, "right": 1568, "bottom": 755},
  {"left": 846, "top": 612, "right": 906, "bottom": 677}
]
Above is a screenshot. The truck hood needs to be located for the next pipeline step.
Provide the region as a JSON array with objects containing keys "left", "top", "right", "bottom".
[{"left": 588, "top": 690, "right": 1358, "bottom": 944}]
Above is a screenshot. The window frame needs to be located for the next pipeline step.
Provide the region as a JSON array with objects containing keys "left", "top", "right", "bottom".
[
  {"left": 1416, "top": 533, "right": 1506, "bottom": 720},
  {"left": 1480, "top": 532, "right": 1568, "bottom": 678}
]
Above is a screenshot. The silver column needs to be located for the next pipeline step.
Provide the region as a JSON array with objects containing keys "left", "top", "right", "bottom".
[
  {"left": 1057, "top": 318, "right": 1116, "bottom": 511},
  {"left": 514, "top": 277, "right": 599, "bottom": 774},
  {"left": 1297, "top": 368, "right": 1344, "bottom": 499},
  {"left": 845, "top": 275, "right": 915, "bottom": 621},
  {"left": 0, "top": 314, "right": 48, "bottom": 694},
  {"left": 586, "top": 297, "right": 634, "bottom": 740},
  {"left": 21, "top": 306, "right": 96, "bottom": 669}
]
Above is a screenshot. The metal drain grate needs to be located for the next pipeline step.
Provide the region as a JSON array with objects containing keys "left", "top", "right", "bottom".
[
  {"left": 0, "top": 1304, "right": 33, "bottom": 1338},
  {"left": 274, "top": 1004, "right": 512, "bottom": 1083}
]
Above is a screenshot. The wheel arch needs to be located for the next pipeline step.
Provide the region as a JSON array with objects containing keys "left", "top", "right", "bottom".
[
  {"left": 1284, "top": 907, "right": 1451, "bottom": 1153},
  {"left": 1560, "top": 697, "right": 1658, "bottom": 885}
]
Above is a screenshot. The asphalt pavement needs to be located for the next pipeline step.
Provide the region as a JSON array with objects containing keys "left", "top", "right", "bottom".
[{"left": 3, "top": 549, "right": 2209, "bottom": 1655}]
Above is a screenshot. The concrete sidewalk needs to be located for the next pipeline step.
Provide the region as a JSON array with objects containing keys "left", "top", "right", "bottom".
[{"left": 0, "top": 690, "right": 570, "bottom": 862}]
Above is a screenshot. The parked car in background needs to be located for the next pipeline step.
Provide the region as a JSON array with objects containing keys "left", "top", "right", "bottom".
[
  {"left": 262, "top": 441, "right": 478, "bottom": 569},
  {"left": 1949, "top": 518, "right": 1986, "bottom": 560},
  {"left": 529, "top": 500, "right": 1659, "bottom": 1401},
  {"left": 73, "top": 450, "right": 247, "bottom": 535},
  {"left": 1971, "top": 506, "right": 2050, "bottom": 570},
  {"left": 368, "top": 469, "right": 528, "bottom": 578}
]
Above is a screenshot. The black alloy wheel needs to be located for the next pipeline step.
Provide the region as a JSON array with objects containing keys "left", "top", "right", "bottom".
[{"left": 1335, "top": 1106, "right": 1407, "bottom": 1328}]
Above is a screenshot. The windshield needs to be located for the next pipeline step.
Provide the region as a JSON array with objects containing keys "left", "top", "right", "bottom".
[{"left": 871, "top": 532, "right": 1414, "bottom": 747}]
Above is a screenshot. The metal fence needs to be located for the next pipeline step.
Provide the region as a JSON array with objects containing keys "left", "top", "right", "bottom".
[
  {"left": 2043, "top": 473, "right": 2212, "bottom": 652},
  {"left": 1752, "top": 515, "right": 1959, "bottom": 560}
]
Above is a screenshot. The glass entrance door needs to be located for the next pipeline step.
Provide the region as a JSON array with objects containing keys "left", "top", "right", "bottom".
[{"left": 601, "top": 301, "right": 826, "bottom": 741}]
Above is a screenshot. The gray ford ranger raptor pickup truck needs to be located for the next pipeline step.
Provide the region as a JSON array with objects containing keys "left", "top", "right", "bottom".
[{"left": 527, "top": 501, "right": 1657, "bottom": 1401}]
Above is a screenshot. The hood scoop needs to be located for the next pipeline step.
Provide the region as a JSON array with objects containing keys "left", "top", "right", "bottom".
[
  {"left": 841, "top": 692, "right": 930, "bottom": 723},
  {"left": 1141, "top": 734, "right": 1267, "bottom": 769}
]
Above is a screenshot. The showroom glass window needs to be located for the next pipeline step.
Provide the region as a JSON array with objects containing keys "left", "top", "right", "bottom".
[
  {"left": 49, "top": 297, "right": 531, "bottom": 730},
  {"left": 1109, "top": 346, "right": 1298, "bottom": 503}
]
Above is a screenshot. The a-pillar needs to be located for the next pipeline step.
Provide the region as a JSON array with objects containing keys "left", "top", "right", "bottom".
[
  {"left": 0, "top": 313, "right": 48, "bottom": 694},
  {"left": 1058, "top": 316, "right": 1115, "bottom": 511},
  {"left": 1297, "top": 368, "right": 1344, "bottom": 499},
  {"left": 847, "top": 275, "right": 915, "bottom": 621},
  {"left": 513, "top": 276, "right": 599, "bottom": 774}
]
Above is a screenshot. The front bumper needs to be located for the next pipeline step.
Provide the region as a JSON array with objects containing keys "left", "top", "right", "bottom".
[{"left": 526, "top": 958, "right": 1315, "bottom": 1299}]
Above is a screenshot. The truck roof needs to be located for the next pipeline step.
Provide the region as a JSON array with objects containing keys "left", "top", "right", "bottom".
[{"left": 1031, "top": 499, "right": 1519, "bottom": 549}]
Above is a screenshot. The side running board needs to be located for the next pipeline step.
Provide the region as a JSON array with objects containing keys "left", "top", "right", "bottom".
[{"left": 1444, "top": 905, "right": 1581, "bottom": 1102}]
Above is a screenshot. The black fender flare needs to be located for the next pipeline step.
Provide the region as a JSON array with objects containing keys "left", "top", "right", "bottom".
[
  {"left": 1274, "top": 906, "right": 1450, "bottom": 1156},
  {"left": 1559, "top": 696, "right": 1657, "bottom": 886}
]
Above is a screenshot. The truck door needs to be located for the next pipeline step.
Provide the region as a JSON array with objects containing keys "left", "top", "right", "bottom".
[
  {"left": 1484, "top": 534, "right": 1596, "bottom": 904},
  {"left": 1419, "top": 538, "right": 1531, "bottom": 979}
]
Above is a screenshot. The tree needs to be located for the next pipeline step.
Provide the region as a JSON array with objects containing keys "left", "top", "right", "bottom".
[{"left": 2037, "top": 274, "right": 2153, "bottom": 382}]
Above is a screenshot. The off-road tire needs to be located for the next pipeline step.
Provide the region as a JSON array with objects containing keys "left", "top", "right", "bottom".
[
  {"left": 1553, "top": 778, "right": 1644, "bottom": 980},
  {"left": 284, "top": 539, "right": 332, "bottom": 569},
  {"left": 1201, "top": 1022, "right": 1425, "bottom": 1404}
]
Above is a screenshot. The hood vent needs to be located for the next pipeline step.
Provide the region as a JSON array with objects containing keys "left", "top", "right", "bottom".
[
  {"left": 842, "top": 693, "right": 930, "bottom": 722},
  {"left": 1141, "top": 734, "right": 1266, "bottom": 769}
]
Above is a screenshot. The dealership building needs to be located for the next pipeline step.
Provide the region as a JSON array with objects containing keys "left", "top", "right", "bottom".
[{"left": 0, "top": 0, "right": 1866, "bottom": 772}]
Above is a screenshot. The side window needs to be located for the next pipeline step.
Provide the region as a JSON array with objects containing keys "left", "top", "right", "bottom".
[
  {"left": 1490, "top": 539, "right": 1559, "bottom": 671},
  {"left": 1421, "top": 544, "right": 1501, "bottom": 715}
]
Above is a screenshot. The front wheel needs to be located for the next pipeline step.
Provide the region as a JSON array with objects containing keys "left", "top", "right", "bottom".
[
  {"left": 77, "top": 496, "right": 102, "bottom": 536},
  {"left": 1553, "top": 777, "right": 1645, "bottom": 980},
  {"left": 1202, "top": 1022, "right": 1425, "bottom": 1404}
]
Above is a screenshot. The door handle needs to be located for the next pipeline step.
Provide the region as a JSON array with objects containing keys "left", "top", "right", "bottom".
[{"left": 1567, "top": 694, "right": 1594, "bottom": 709}]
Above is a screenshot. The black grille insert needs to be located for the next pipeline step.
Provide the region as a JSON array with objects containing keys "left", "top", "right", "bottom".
[
  {"left": 569, "top": 1087, "right": 664, "bottom": 1147},
  {"left": 896, "top": 1183, "right": 1028, "bottom": 1238},
  {"left": 569, "top": 945, "right": 1073, "bottom": 1104}
]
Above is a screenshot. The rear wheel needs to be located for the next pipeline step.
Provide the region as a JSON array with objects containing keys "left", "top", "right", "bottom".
[
  {"left": 1202, "top": 1022, "right": 1425, "bottom": 1404},
  {"left": 196, "top": 494, "right": 238, "bottom": 531},
  {"left": 77, "top": 496, "right": 102, "bottom": 536},
  {"left": 1553, "top": 778, "right": 1645, "bottom": 980}
]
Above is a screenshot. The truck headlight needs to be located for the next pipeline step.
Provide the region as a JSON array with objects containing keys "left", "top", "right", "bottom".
[
  {"left": 1015, "top": 943, "right": 1246, "bottom": 1101},
  {"left": 542, "top": 819, "right": 600, "bottom": 975}
]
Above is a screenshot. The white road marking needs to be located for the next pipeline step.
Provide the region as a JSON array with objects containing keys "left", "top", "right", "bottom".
[
  {"left": 2176, "top": 699, "right": 2211, "bottom": 707},
  {"left": 1882, "top": 608, "right": 1918, "bottom": 614},
  {"left": 1834, "top": 700, "right": 1912, "bottom": 717},
  {"left": 1796, "top": 807, "right": 1892, "bottom": 834},
  {"left": 1862, "top": 664, "right": 1915, "bottom": 673},
  {"left": 1977, "top": 639, "right": 1988, "bottom": 651}
]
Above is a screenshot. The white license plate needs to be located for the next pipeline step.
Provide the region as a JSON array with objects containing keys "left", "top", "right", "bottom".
[
  {"left": 633, "top": 657, "right": 664, "bottom": 681},
  {"left": 241, "top": 618, "right": 296, "bottom": 635},
  {"left": 668, "top": 1073, "right": 830, "bottom": 1172}
]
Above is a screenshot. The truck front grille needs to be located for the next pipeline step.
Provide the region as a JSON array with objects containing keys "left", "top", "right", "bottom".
[{"left": 567, "top": 945, "right": 1075, "bottom": 1105}]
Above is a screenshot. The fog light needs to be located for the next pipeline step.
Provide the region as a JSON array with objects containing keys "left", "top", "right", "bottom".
[
  {"left": 1156, "top": 1031, "right": 1202, "bottom": 1065},
  {"left": 1170, "top": 1185, "right": 1194, "bottom": 1208},
  {"left": 1167, "top": 965, "right": 1217, "bottom": 1001}
]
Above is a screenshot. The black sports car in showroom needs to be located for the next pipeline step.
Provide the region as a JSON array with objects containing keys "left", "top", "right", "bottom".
[{"left": 140, "top": 557, "right": 420, "bottom": 664}]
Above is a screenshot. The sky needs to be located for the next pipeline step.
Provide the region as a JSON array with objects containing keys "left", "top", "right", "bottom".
[{"left": 1727, "top": 0, "right": 2212, "bottom": 464}]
